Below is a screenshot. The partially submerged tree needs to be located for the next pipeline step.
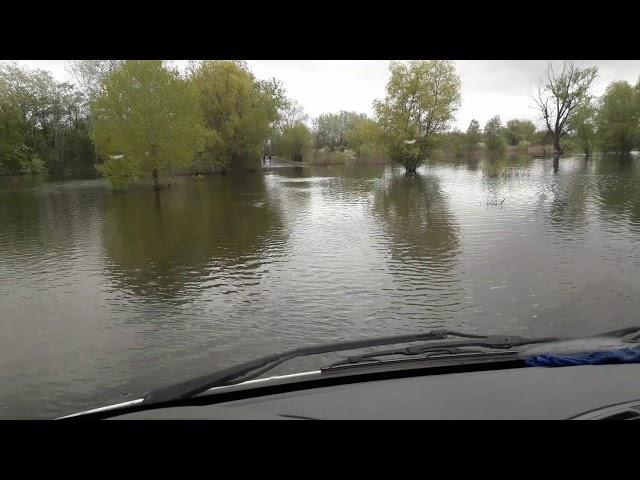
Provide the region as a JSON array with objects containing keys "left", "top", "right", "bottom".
[
  {"left": 189, "top": 60, "right": 281, "bottom": 172},
  {"left": 596, "top": 80, "right": 640, "bottom": 156},
  {"left": 374, "top": 60, "right": 461, "bottom": 174},
  {"left": 483, "top": 115, "right": 506, "bottom": 156},
  {"left": 532, "top": 61, "right": 598, "bottom": 156},
  {"left": 570, "top": 102, "right": 597, "bottom": 156},
  {"left": 91, "top": 60, "right": 205, "bottom": 190}
]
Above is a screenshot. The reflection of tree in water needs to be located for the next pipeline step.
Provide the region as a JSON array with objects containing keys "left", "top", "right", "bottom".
[
  {"left": 546, "top": 158, "right": 591, "bottom": 234},
  {"left": 0, "top": 178, "right": 106, "bottom": 262},
  {"left": 306, "top": 162, "right": 386, "bottom": 181},
  {"left": 102, "top": 173, "right": 286, "bottom": 302},
  {"left": 274, "top": 163, "right": 386, "bottom": 209},
  {"left": 481, "top": 154, "right": 533, "bottom": 179},
  {"left": 428, "top": 155, "right": 481, "bottom": 172},
  {"left": 374, "top": 173, "right": 460, "bottom": 259},
  {"left": 594, "top": 155, "right": 640, "bottom": 223},
  {"left": 372, "top": 172, "right": 462, "bottom": 321},
  {"left": 541, "top": 155, "right": 640, "bottom": 243}
]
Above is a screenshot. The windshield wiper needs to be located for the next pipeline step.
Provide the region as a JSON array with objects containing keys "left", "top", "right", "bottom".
[
  {"left": 142, "top": 329, "right": 555, "bottom": 405},
  {"left": 323, "top": 335, "right": 556, "bottom": 369},
  {"left": 141, "top": 325, "right": 640, "bottom": 406}
]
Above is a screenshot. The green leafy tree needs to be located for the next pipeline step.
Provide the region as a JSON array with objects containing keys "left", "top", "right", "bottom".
[
  {"left": 270, "top": 99, "right": 308, "bottom": 156},
  {"left": 0, "top": 62, "right": 94, "bottom": 174},
  {"left": 570, "top": 102, "right": 597, "bottom": 156},
  {"left": 484, "top": 115, "right": 506, "bottom": 156},
  {"left": 503, "top": 119, "right": 536, "bottom": 146},
  {"left": 439, "top": 129, "right": 465, "bottom": 158},
  {"left": 374, "top": 60, "right": 461, "bottom": 174},
  {"left": 278, "top": 121, "right": 313, "bottom": 162},
  {"left": 91, "top": 60, "right": 205, "bottom": 190},
  {"left": 596, "top": 80, "right": 640, "bottom": 155},
  {"left": 0, "top": 71, "right": 26, "bottom": 171},
  {"left": 189, "top": 60, "right": 280, "bottom": 172},
  {"left": 313, "top": 111, "right": 368, "bottom": 151},
  {"left": 256, "top": 77, "right": 290, "bottom": 158},
  {"left": 345, "top": 115, "right": 385, "bottom": 158},
  {"left": 533, "top": 61, "right": 598, "bottom": 156},
  {"left": 464, "top": 119, "right": 482, "bottom": 158}
]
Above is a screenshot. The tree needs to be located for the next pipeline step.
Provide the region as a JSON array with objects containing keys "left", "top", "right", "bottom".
[
  {"left": 464, "top": 119, "right": 482, "bottom": 158},
  {"left": 277, "top": 121, "right": 313, "bottom": 162},
  {"left": 256, "top": 77, "right": 290, "bottom": 159},
  {"left": 503, "top": 119, "right": 536, "bottom": 146},
  {"left": 570, "top": 102, "right": 597, "bottom": 156},
  {"left": 91, "top": 60, "right": 205, "bottom": 190},
  {"left": 438, "top": 129, "right": 465, "bottom": 159},
  {"left": 313, "top": 111, "right": 367, "bottom": 151},
  {"left": 270, "top": 99, "right": 309, "bottom": 157},
  {"left": 345, "top": 114, "right": 385, "bottom": 158},
  {"left": 0, "top": 62, "right": 93, "bottom": 174},
  {"left": 0, "top": 69, "right": 27, "bottom": 172},
  {"left": 532, "top": 61, "right": 598, "bottom": 156},
  {"left": 484, "top": 115, "right": 506, "bottom": 156},
  {"left": 374, "top": 60, "right": 461, "bottom": 174},
  {"left": 67, "top": 61, "right": 124, "bottom": 98},
  {"left": 189, "top": 60, "right": 281, "bottom": 172},
  {"left": 278, "top": 99, "right": 308, "bottom": 130},
  {"left": 596, "top": 80, "right": 640, "bottom": 155}
]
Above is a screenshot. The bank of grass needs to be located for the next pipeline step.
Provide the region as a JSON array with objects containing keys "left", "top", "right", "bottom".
[
  {"left": 306, "top": 149, "right": 354, "bottom": 165},
  {"left": 306, "top": 148, "right": 390, "bottom": 166}
]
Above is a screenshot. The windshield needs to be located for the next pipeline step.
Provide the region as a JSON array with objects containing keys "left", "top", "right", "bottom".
[{"left": 2, "top": 60, "right": 640, "bottom": 419}]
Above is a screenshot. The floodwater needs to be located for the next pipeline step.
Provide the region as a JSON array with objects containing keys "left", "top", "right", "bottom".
[{"left": 1, "top": 155, "right": 640, "bottom": 418}]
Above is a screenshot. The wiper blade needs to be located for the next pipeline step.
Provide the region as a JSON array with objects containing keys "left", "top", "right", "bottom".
[
  {"left": 142, "top": 325, "right": 640, "bottom": 406},
  {"left": 322, "top": 349, "right": 521, "bottom": 374},
  {"left": 142, "top": 329, "right": 490, "bottom": 405},
  {"left": 323, "top": 335, "right": 557, "bottom": 368}
]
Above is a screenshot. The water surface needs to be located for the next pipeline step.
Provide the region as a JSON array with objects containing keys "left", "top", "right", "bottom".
[{"left": 2, "top": 156, "right": 640, "bottom": 418}]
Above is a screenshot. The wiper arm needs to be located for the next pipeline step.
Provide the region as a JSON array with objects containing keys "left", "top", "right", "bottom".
[
  {"left": 142, "top": 329, "right": 488, "bottom": 405},
  {"left": 142, "top": 325, "right": 640, "bottom": 406},
  {"left": 324, "top": 335, "right": 558, "bottom": 368}
]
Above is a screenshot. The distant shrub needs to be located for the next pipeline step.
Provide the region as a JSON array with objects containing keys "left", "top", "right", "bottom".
[
  {"left": 0, "top": 146, "right": 47, "bottom": 175},
  {"left": 308, "top": 148, "right": 354, "bottom": 165},
  {"left": 517, "top": 140, "right": 531, "bottom": 155}
]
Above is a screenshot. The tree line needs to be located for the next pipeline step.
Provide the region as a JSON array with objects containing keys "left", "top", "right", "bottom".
[
  {"left": 1, "top": 60, "right": 639, "bottom": 187},
  {"left": 0, "top": 63, "right": 95, "bottom": 175}
]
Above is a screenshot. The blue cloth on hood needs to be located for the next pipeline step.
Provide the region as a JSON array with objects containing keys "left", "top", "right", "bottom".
[{"left": 525, "top": 347, "right": 640, "bottom": 367}]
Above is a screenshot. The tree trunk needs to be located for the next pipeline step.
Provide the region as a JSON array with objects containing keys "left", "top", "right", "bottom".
[
  {"left": 404, "top": 165, "right": 417, "bottom": 176},
  {"left": 553, "top": 135, "right": 562, "bottom": 157},
  {"left": 152, "top": 168, "right": 160, "bottom": 191}
]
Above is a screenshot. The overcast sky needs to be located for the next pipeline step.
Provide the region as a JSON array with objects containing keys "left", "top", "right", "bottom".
[{"left": 7, "top": 60, "right": 640, "bottom": 130}]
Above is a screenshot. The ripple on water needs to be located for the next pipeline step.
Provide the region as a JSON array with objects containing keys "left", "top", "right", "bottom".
[{"left": 3, "top": 159, "right": 640, "bottom": 417}]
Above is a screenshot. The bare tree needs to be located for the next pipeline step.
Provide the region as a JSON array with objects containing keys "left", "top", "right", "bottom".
[
  {"left": 279, "top": 100, "right": 307, "bottom": 131},
  {"left": 532, "top": 61, "right": 598, "bottom": 157}
]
